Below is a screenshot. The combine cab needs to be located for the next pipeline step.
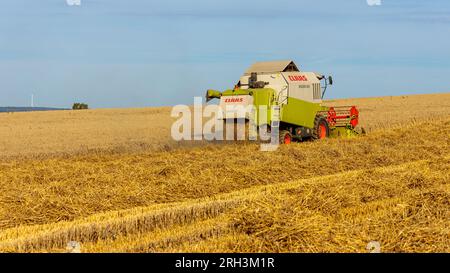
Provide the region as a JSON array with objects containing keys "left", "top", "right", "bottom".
[{"left": 206, "top": 60, "right": 359, "bottom": 143}]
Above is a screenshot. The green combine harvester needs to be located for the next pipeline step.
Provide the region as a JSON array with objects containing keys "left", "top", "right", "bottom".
[{"left": 205, "top": 60, "right": 360, "bottom": 144}]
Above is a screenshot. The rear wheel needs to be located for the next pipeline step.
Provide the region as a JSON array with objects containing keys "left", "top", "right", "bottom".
[
  {"left": 279, "top": 130, "right": 292, "bottom": 144},
  {"left": 312, "top": 116, "right": 329, "bottom": 140}
]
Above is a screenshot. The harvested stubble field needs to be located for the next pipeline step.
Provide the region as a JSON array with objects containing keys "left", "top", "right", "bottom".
[
  {"left": 0, "top": 93, "right": 449, "bottom": 253},
  {"left": 0, "top": 93, "right": 449, "bottom": 158}
]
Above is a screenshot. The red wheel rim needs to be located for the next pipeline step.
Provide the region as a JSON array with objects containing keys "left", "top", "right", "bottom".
[
  {"left": 319, "top": 124, "right": 327, "bottom": 139},
  {"left": 284, "top": 134, "right": 291, "bottom": 144}
]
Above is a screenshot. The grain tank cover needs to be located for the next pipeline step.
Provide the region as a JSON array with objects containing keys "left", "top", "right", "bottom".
[
  {"left": 244, "top": 60, "right": 299, "bottom": 75},
  {"left": 238, "top": 60, "right": 322, "bottom": 104}
]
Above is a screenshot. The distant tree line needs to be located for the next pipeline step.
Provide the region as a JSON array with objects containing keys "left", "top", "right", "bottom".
[{"left": 72, "top": 103, "right": 89, "bottom": 110}]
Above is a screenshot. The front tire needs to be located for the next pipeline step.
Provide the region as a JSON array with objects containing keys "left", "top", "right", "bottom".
[{"left": 312, "top": 116, "right": 329, "bottom": 140}]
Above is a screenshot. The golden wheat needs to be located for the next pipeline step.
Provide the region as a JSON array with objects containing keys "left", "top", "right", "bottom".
[
  {"left": 0, "top": 93, "right": 449, "bottom": 253},
  {"left": 0, "top": 117, "right": 448, "bottom": 229},
  {"left": 1, "top": 93, "right": 449, "bottom": 159},
  {"left": 0, "top": 157, "right": 447, "bottom": 252}
]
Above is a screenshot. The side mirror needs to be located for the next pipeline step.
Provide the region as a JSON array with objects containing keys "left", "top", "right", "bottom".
[{"left": 328, "top": 76, "right": 333, "bottom": 85}]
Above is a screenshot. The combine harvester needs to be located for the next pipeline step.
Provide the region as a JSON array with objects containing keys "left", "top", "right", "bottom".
[{"left": 206, "top": 60, "right": 360, "bottom": 144}]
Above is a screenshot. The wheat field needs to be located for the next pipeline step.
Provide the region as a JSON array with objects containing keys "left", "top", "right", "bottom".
[
  {"left": 1, "top": 93, "right": 449, "bottom": 158},
  {"left": 0, "top": 93, "right": 449, "bottom": 253}
]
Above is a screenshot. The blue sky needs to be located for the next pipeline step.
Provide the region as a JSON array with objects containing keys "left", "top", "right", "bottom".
[{"left": 1, "top": 0, "right": 450, "bottom": 108}]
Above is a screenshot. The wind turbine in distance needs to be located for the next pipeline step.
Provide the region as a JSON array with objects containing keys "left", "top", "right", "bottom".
[{"left": 31, "top": 94, "right": 34, "bottom": 108}]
